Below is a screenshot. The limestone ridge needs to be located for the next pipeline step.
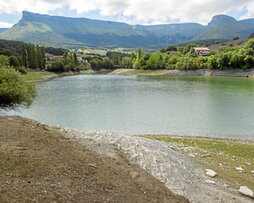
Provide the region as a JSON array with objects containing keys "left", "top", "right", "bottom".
[{"left": 1, "top": 11, "right": 254, "bottom": 49}]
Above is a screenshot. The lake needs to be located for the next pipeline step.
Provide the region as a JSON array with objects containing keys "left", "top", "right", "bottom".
[{"left": 2, "top": 74, "right": 254, "bottom": 140}]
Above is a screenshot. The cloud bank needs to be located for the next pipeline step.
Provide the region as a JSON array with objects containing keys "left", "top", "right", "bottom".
[
  {"left": 0, "top": 0, "right": 253, "bottom": 25},
  {"left": 0, "top": 22, "right": 13, "bottom": 28}
]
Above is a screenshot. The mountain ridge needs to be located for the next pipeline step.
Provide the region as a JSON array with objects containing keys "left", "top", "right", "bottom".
[{"left": 0, "top": 11, "right": 254, "bottom": 49}]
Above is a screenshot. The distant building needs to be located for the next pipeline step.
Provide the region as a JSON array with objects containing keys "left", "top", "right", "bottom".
[{"left": 194, "top": 47, "right": 210, "bottom": 57}]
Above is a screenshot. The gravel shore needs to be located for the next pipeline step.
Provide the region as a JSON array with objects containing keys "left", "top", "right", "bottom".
[{"left": 62, "top": 129, "right": 253, "bottom": 203}]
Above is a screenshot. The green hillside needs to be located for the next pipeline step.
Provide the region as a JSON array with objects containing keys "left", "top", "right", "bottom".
[{"left": 1, "top": 12, "right": 254, "bottom": 49}]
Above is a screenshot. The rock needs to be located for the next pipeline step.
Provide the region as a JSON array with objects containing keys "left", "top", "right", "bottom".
[
  {"left": 205, "top": 180, "right": 216, "bottom": 184},
  {"left": 188, "top": 154, "right": 196, "bottom": 158},
  {"left": 235, "top": 167, "right": 244, "bottom": 173},
  {"left": 205, "top": 169, "right": 217, "bottom": 177},
  {"left": 251, "top": 170, "right": 254, "bottom": 174},
  {"left": 88, "top": 163, "right": 97, "bottom": 168},
  {"left": 239, "top": 186, "right": 254, "bottom": 198},
  {"left": 201, "top": 154, "right": 211, "bottom": 158}
]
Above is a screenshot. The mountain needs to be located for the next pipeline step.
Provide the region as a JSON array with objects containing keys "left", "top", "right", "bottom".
[
  {"left": 0, "top": 12, "right": 254, "bottom": 49},
  {"left": 193, "top": 15, "right": 254, "bottom": 41},
  {"left": 0, "top": 28, "right": 8, "bottom": 33}
]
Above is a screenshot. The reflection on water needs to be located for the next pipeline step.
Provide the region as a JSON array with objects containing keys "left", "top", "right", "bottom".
[{"left": 2, "top": 75, "right": 254, "bottom": 140}]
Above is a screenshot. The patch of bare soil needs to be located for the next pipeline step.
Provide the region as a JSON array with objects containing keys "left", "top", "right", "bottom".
[{"left": 0, "top": 116, "right": 188, "bottom": 203}]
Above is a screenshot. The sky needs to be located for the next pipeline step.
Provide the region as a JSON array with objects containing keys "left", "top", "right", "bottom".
[{"left": 0, "top": 0, "right": 254, "bottom": 28}]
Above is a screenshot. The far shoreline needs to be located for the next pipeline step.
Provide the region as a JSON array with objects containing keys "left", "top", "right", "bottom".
[
  {"left": 110, "top": 68, "right": 254, "bottom": 77},
  {"left": 27, "top": 68, "right": 254, "bottom": 83}
]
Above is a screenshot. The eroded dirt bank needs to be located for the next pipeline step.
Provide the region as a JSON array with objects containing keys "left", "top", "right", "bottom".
[{"left": 0, "top": 116, "right": 188, "bottom": 203}]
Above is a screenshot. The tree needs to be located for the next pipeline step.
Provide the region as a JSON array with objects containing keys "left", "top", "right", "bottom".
[
  {"left": 0, "top": 67, "right": 36, "bottom": 108},
  {"left": 121, "top": 57, "right": 133, "bottom": 68},
  {"left": 133, "top": 48, "right": 142, "bottom": 69},
  {"left": 73, "top": 53, "right": 79, "bottom": 66},
  {"left": 20, "top": 44, "right": 28, "bottom": 67},
  {"left": 47, "top": 61, "right": 65, "bottom": 72},
  {"left": 90, "top": 59, "right": 101, "bottom": 70},
  {"left": 36, "top": 45, "right": 43, "bottom": 69},
  {"left": 9, "top": 56, "right": 20, "bottom": 68},
  {"left": 41, "top": 47, "right": 46, "bottom": 69}
]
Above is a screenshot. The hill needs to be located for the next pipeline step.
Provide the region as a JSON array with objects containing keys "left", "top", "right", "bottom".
[{"left": 0, "top": 12, "right": 254, "bottom": 49}]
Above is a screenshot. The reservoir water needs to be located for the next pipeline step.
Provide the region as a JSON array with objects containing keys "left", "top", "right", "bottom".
[{"left": 2, "top": 74, "right": 254, "bottom": 140}]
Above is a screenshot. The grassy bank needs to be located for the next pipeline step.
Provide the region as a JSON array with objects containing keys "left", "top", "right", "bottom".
[
  {"left": 25, "top": 71, "right": 57, "bottom": 82},
  {"left": 140, "top": 135, "right": 254, "bottom": 190},
  {"left": 24, "top": 70, "right": 89, "bottom": 83}
]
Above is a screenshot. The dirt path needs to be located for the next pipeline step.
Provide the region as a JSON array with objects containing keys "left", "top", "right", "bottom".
[
  {"left": 0, "top": 116, "right": 188, "bottom": 203},
  {"left": 63, "top": 129, "right": 253, "bottom": 203}
]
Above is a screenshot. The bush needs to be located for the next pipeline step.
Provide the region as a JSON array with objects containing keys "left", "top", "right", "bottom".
[
  {"left": 47, "top": 61, "right": 65, "bottom": 72},
  {"left": 0, "top": 67, "right": 36, "bottom": 108},
  {"left": 0, "top": 55, "right": 9, "bottom": 66}
]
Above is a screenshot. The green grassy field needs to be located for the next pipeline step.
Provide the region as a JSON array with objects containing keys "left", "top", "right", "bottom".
[{"left": 140, "top": 135, "right": 254, "bottom": 189}]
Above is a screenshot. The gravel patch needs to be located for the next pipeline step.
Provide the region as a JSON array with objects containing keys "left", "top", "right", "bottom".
[{"left": 62, "top": 129, "right": 253, "bottom": 203}]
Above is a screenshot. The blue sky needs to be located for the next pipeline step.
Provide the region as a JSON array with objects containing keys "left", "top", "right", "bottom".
[{"left": 0, "top": 0, "right": 253, "bottom": 28}]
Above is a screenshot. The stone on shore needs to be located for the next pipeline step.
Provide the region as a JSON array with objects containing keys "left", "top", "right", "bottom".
[
  {"left": 205, "top": 169, "right": 217, "bottom": 177},
  {"left": 235, "top": 167, "right": 244, "bottom": 173},
  {"left": 239, "top": 186, "right": 254, "bottom": 198}
]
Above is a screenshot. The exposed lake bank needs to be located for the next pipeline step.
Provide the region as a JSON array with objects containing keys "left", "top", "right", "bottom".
[
  {"left": 25, "top": 70, "right": 85, "bottom": 83},
  {"left": 1, "top": 116, "right": 253, "bottom": 202},
  {"left": 63, "top": 126, "right": 254, "bottom": 202},
  {"left": 0, "top": 116, "right": 188, "bottom": 203},
  {"left": 110, "top": 68, "right": 254, "bottom": 77}
]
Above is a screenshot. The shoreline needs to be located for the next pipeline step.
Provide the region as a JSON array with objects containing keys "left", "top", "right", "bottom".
[
  {"left": 110, "top": 68, "right": 254, "bottom": 77},
  {"left": 27, "top": 68, "right": 254, "bottom": 83},
  {"left": 63, "top": 127, "right": 254, "bottom": 202},
  {"left": 1, "top": 116, "right": 253, "bottom": 202}
]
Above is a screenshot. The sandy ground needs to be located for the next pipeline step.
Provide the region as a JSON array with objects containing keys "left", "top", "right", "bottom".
[{"left": 0, "top": 116, "right": 188, "bottom": 203}]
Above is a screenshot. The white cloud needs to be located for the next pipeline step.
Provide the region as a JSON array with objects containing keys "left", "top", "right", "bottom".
[
  {"left": 0, "top": 0, "right": 253, "bottom": 24},
  {"left": 0, "top": 22, "right": 13, "bottom": 28}
]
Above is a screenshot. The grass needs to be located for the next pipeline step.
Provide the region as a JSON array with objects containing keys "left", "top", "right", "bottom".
[
  {"left": 80, "top": 69, "right": 90, "bottom": 73},
  {"left": 25, "top": 71, "right": 55, "bottom": 82},
  {"left": 140, "top": 135, "right": 254, "bottom": 189}
]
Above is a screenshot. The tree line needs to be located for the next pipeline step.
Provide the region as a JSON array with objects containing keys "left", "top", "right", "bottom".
[{"left": 88, "top": 38, "right": 254, "bottom": 71}]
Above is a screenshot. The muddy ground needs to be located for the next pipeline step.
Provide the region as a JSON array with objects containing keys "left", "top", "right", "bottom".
[{"left": 0, "top": 116, "right": 188, "bottom": 203}]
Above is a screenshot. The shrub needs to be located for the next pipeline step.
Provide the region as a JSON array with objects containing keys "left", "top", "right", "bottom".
[
  {"left": 47, "top": 61, "right": 65, "bottom": 72},
  {"left": 0, "top": 67, "right": 36, "bottom": 108}
]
